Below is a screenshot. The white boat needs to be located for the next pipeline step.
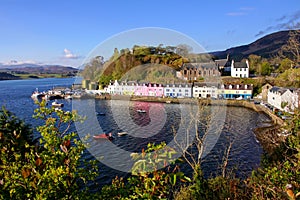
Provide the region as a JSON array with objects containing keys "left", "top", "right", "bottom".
[
  {"left": 137, "top": 109, "right": 146, "bottom": 113},
  {"left": 236, "top": 96, "right": 243, "bottom": 100},
  {"left": 117, "top": 131, "right": 128, "bottom": 136},
  {"left": 65, "top": 95, "right": 72, "bottom": 100},
  {"left": 52, "top": 101, "right": 64, "bottom": 107}
]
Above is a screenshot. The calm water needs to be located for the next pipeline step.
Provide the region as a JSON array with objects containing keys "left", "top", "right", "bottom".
[{"left": 0, "top": 78, "right": 271, "bottom": 188}]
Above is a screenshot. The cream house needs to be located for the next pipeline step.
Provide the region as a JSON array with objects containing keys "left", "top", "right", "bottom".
[{"left": 192, "top": 83, "right": 218, "bottom": 98}]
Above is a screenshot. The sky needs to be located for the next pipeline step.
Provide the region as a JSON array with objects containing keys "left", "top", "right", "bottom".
[{"left": 0, "top": 0, "right": 300, "bottom": 67}]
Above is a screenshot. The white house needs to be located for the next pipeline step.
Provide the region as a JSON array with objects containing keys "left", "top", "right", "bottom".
[
  {"left": 267, "top": 87, "right": 299, "bottom": 112},
  {"left": 193, "top": 83, "right": 218, "bottom": 99},
  {"left": 163, "top": 83, "right": 192, "bottom": 98},
  {"left": 231, "top": 60, "right": 249, "bottom": 78}
]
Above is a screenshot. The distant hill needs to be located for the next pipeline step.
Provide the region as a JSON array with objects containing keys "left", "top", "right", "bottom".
[
  {"left": 0, "top": 72, "right": 20, "bottom": 80},
  {"left": 0, "top": 63, "right": 79, "bottom": 75},
  {"left": 211, "top": 30, "right": 296, "bottom": 60}
]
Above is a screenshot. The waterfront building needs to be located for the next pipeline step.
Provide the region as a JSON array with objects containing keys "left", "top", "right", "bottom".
[
  {"left": 147, "top": 83, "right": 164, "bottom": 97},
  {"left": 219, "top": 84, "right": 253, "bottom": 99},
  {"left": 163, "top": 83, "right": 192, "bottom": 98},
  {"left": 231, "top": 60, "right": 249, "bottom": 78},
  {"left": 193, "top": 82, "right": 218, "bottom": 99},
  {"left": 106, "top": 80, "right": 120, "bottom": 94},
  {"left": 134, "top": 83, "right": 149, "bottom": 96},
  {"left": 120, "top": 81, "right": 137, "bottom": 96},
  {"left": 267, "top": 87, "right": 299, "bottom": 112}
]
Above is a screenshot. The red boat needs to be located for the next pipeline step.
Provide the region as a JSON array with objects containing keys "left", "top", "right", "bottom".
[{"left": 93, "top": 133, "right": 113, "bottom": 140}]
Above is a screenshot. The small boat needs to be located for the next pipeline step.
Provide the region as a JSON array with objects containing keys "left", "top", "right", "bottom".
[
  {"left": 117, "top": 131, "right": 128, "bottom": 136},
  {"left": 93, "top": 133, "right": 113, "bottom": 140},
  {"left": 166, "top": 100, "right": 171, "bottom": 104},
  {"left": 52, "top": 101, "right": 64, "bottom": 107},
  {"left": 137, "top": 109, "right": 146, "bottom": 113},
  {"left": 65, "top": 95, "right": 72, "bottom": 100},
  {"left": 97, "top": 112, "right": 106, "bottom": 116}
]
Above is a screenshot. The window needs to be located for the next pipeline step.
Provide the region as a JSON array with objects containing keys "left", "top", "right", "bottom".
[
  {"left": 244, "top": 68, "right": 246, "bottom": 71},
  {"left": 236, "top": 74, "right": 238, "bottom": 76},
  {"left": 166, "top": 89, "right": 170, "bottom": 92},
  {"left": 240, "top": 68, "right": 242, "bottom": 71}
]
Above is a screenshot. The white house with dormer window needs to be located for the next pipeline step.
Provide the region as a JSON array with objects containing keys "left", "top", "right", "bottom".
[{"left": 231, "top": 60, "right": 249, "bottom": 78}]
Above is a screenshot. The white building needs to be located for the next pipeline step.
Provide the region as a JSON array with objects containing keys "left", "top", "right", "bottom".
[
  {"left": 231, "top": 60, "right": 249, "bottom": 78},
  {"left": 219, "top": 84, "right": 253, "bottom": 99},
  {"left": 163, "top": 83, "right": 192, "bottom": 98},
  {"left": 267, "top": 87, "right": 299, "bottom": 112},
  {"left": 193, "top": 83, "right": 218, "bottom": 99}
]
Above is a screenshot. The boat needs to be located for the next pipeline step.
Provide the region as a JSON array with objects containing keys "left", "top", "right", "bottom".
[
  {"left": 93, "top": 133, "right": 113, "bottom": 140},
  {"left": 97, "top": 112, "right": 106, "bottom": 116},
  {"left": 52, "top": 101, "right": 64, "bottom": 107},
  {"left": 65, "top": 95, "right": 72, "bottom": 100},
  {"left": 31, "top": 89, "right": 45, "bottom": 99},
  {"left": 236, "top": 96, "right": 243, "bottom": 100},
  {"left": 166, "top": 100, "right": 171, "bottom": 104},
  {"left": 117, "top": 131, "right": 128, "bottom": 136},
  {"left": 137, "top": 109, "right": 146, "bottom": 113}
]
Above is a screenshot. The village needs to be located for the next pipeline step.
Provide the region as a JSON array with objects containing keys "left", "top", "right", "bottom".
[{"left": 79, "top": 56, "right": 299, "bottom": 116}]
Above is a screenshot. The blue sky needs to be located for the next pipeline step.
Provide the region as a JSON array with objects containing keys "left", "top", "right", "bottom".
[{"left": 0, "top": 0, "right": 299, "bottom": 67}]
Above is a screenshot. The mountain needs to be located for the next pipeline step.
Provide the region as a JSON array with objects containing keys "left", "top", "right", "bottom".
[
  {"left": 211, "top": 30, "right": 295, "bottom": 60},
  {"left": 0, "top": 63, "right": 79, "bottom": 75}
]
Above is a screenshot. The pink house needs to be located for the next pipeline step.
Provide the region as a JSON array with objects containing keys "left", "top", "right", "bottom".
[
  {"left": 147, "top": 83, "right": 164, "bottom": 97},
  {"left": 134, "top": 83, "right": 148, "bottom": 96},
  {"left": 134, "top": 83, "right": 164, "bottom": 97}
]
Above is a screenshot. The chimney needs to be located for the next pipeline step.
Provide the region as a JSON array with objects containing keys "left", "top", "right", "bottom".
[{"left": 246, "top": 59, "right": 249, "bottom": 68}]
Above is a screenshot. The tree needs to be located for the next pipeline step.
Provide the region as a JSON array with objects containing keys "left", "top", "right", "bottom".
[
  {"left": 248, "top": 54, "right": 262, "bottom": 75},
  {"left": 81, "top": 56, "right": 104, "bottom": 81},
  {"left": 277, "top": 58, "right": 293, "bottom": 73},
  {"left": 261, "top": 61, "right": 272, "bottom": 76},
  {"left": 280, "top": 30, "right": 300, "bottom": 65},
  {"left": 0, "top": 102, "right": 98, "bottom": 199},
  {"left": 176, "top": 44, "right": 192, "bottom": 57}
]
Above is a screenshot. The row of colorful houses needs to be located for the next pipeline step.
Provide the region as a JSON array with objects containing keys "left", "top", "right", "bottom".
[{"left": 105, "top": 80, "right": 253, "bottom": 99}]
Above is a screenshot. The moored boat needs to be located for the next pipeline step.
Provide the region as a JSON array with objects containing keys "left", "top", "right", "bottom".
[
  {"left": 117, "top": 131, "right": 128, "bottom": 136},
  {"left": 137, "top": 109, "right": 146, "bottom": 113},
  {"left": 52, "top": 101, "right": 64, "bottom": 107},
  {"left": 93, "top": 133, "right": 113, "bottom": 140}
]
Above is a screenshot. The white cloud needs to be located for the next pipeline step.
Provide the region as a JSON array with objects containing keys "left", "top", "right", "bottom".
[
  {"left": 226, "top": 6, "right": 255, "bottom": 17},
  {"left": 63, "top": 48, "right": 79, "bottom": 59},
  {"left": 226, "top": 12, "right": 246, "bottom": 16},
  {"left": 2, "top": 60, "right": 40, "bottom": 65}
]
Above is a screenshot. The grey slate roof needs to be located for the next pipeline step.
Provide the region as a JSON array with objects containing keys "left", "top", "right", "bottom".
[{"left": 233, "top": 62, "right": 248, "bottom": 68}]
